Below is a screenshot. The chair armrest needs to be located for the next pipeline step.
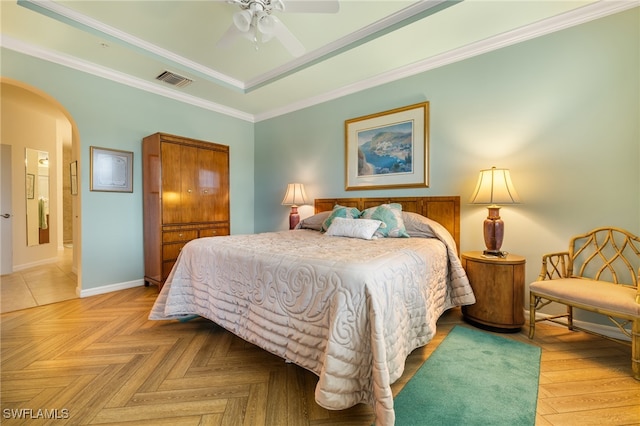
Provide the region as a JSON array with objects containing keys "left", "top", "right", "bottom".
[{"left": 537, "top": 251, "right": 570, "bottom": 281}]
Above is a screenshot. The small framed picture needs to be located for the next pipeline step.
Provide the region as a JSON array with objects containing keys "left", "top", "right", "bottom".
[
  {"left": 345, "top": 102, "right": 429, "bottom": 190},
  {"left": 90, "top": 146, "right": 133, "bottom": 193}
]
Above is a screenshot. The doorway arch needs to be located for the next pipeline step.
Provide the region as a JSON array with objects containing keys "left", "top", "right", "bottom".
[{"left": 1, "top": 77, "right": 82, "bottom": 294}]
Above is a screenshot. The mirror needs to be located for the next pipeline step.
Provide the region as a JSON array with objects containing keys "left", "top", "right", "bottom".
[{"left": 25, "top": 148, "right": 50, "bottom": 246}]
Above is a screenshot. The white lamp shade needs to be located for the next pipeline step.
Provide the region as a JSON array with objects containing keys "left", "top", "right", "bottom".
[
  {"left": 271, "top": 0, "right": 285, "bottom": 12},
  {"left": 233, "top": 10, "right": 253, "bottom": 32},
  {"left": 282, "top": 183, "right": 309, "bottom": 206},
  {"left": 470, "top": 167, "right": 520, "bottom": 205},
  {"left": 257, "top": 13, "right": 275, "bottom": 33},
  {"left": 257, "top": 14, "right": 276, "bottom": 42}
]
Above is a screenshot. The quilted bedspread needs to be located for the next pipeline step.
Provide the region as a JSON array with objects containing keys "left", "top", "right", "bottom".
[{"left": 149, "top": 229, "right": 474, "bottom": 425}]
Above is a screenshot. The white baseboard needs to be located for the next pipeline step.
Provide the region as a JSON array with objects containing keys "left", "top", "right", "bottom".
[
  {"left": 79, "top": 279, "right": 145, "bottom": 298},
  {"left": 526, "top": 309, "right": 631, "bottom": 342},
  {"left": 13, "top": 257, "right": 59, "bottom": 271}
]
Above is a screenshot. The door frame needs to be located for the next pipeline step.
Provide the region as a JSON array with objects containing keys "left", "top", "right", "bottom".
[{"left": 1, "top": 144, "right": 13, "bottom": 274}]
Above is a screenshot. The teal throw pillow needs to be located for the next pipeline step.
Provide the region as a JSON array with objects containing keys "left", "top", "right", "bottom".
[
  {"left": 360, "top": 203, "right": 409, "bottom": 238},
  {"left": 321, "top": 205, "right": 361, "bottom": 232}
]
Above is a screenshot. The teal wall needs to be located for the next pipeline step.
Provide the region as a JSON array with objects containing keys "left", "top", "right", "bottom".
[
  {"left": 1, "top": 49, "right": 254, "bottom": 290},
  {"left": 255, "top": 8, "right": 640, "bottom": 312}
]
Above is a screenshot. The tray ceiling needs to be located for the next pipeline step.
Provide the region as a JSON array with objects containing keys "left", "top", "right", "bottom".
[{"left": 1, "top": 0, "right": 634, "bottom": 122}]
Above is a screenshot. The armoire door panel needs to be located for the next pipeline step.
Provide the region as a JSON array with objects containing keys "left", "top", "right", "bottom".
[
  {"left": 199, "top": 148, "right": 230, "bottom": 222},
  {"left": 197, "top": 147, "right": 216, "bottom": 223},
  {"left": 180, "top": 144, "right": 199, "bottom": 224},
  {"left": 161, "top": 142, "right": 183, "bottom": 225},
  {"left": 212, "top": 150, "right": 230, "bottom": 222}
]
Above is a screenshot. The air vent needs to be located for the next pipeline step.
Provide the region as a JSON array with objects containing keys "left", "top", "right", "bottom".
[{"left": 155, "top": 71, "right": 193, "bottom": 88}]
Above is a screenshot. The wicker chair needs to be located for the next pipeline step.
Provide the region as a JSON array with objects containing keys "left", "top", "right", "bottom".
[{"left": 528, "top": 227, "right": 640, "bottom": 380}]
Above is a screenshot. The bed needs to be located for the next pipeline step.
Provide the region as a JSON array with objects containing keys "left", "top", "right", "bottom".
[{"left": 149, "top": 196, "right": 475, "bottom": 425}]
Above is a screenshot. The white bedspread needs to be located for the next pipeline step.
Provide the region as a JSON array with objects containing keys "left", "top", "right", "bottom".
[{"left": 149, "top": 229, "right": 474, "bottom": 425}]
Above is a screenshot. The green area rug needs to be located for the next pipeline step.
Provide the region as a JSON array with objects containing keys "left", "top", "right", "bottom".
[{"left": 394, "top": 325, "right": 541, "bottom": 426}]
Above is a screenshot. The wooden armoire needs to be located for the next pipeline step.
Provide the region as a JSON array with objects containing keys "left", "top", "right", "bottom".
[{"left": 142, "top": 132, "right": 230, "bottom": 289}]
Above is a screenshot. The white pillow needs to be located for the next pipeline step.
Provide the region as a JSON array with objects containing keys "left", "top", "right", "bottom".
[{"left": 325, "top": 217, "right": 382, "bottom": 240}]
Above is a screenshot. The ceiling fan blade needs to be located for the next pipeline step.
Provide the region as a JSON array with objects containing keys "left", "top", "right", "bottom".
[
  {"left": 281, "top": 0, "right": 339, "bottom": 14},
  {"left": 269, "top": 16, "right": 305, "bottom": 57}
]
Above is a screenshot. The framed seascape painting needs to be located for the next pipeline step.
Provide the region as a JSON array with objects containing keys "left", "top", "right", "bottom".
[
  {"left": 345, "top": 102, "right": 429, "bottom": 190},
  {"left": 90, "top": 146, "right": 133, "bottom": 193}
]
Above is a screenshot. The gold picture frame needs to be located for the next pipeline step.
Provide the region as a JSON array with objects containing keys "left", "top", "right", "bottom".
[
  {"left": 90, "top": 146, "right": 133, "bottom": 193},
  {"left": 345, "top": 102, "right": 429, "bottom": 190}
]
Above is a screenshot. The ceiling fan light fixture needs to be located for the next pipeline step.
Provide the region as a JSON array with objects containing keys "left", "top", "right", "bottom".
[
  {"left": 233, "top": 9, "right": 253, "bottom": 32},
  {"left": 221, "top": 0, "right": 337, "bottom": 56},
  {"left": 257, "top": 14, "right": 276, "bottom": 37},
  {"left": 271, "top": 0, "right": 285, "bottom": 12}
]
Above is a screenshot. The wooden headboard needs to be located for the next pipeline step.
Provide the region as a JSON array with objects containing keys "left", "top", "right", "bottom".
[{"left": 315, "top": 196, "right": 460, "bottom": 250}]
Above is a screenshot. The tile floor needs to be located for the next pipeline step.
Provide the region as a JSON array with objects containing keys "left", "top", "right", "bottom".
[{"left": 0, "top": 247, "right": 77, "bottom": 314}]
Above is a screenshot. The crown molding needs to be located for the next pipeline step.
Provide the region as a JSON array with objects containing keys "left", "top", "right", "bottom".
[
  {"left": 4, "top": 0, "right": 638, "bottom": 123},
  {"left": 244, "top": 0, "right": 459, "bottom": 91},
  {"left": 1, "top": 35, "right": 255, "bottom": 122},
  {"left": 256, "top": 0, "right": 639, "bottom": 121},
  {"left": 18, "top": 0, "right": 459, "bottom": 94},
  {"left": 17, "top": 0, "right": 246, "bottom": 91}
]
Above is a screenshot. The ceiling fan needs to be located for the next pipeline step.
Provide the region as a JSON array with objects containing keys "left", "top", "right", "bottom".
[{"left": 218, "top": 0, "right": 340, "bottom": 57}]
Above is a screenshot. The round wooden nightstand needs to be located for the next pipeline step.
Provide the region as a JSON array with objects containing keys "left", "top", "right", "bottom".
[{"left": 461, "top": 251, "right": 526, "bottom": 333}]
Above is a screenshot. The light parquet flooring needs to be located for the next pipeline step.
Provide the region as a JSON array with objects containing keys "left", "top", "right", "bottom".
[{"left": 1, "top": 286, "right": 639, "bottom": 425}]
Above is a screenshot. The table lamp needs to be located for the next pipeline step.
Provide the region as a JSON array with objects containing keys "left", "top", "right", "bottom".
[
  {"left": 282, "top": 183, "right": 309, "bottom": 229},
  {"left": 470, "top": 167, "right": 520, "bottom": 256}
]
